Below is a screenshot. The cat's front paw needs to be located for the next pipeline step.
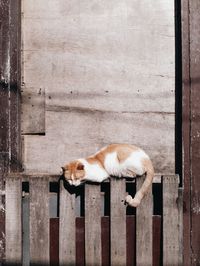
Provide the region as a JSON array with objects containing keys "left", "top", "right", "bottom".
[{"left": 125, "top": 195, "right": 141, "bottom": 207}]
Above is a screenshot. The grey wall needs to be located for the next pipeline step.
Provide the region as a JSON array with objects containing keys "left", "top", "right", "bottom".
[{"left": 21, "top": 0, "right": 175, "bottom": 174}]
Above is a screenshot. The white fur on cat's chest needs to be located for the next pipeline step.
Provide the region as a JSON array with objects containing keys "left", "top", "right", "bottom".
[{"left": 104, "top": 150, "right": 148, "bottom": 177}]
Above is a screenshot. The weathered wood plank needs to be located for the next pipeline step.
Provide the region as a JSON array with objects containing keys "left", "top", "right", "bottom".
[
  {"left": 181, "top": 0, "right": 191, "bottom": 263},
  {"left": 5, "top": 177, "right": 22, "bottom": 265},
  {"left": 23, "top": 111, "right": 175, "bottom": 174},
  {"left": 163, "top": 175, "right": 180, "bottom": 266},
  {"left": 110, "top": 178, "right": 126, "bottom": 266},
  {"left": 136, "top": 175, "right": 153, "bottom": 266},
  {"left": 59, "top": 180, "right": 76, "bottom": 265},
  {"left": 178, "top": 188, "right": 183, "bottom": 266},
  {"left": 29, "top": 177, "right": 49, "bottom": 265},
  {"left": 85, "top": 183, "right": 102, "bottom": 266},
  {"left": 189, "top": 0, "right": 200, "bottom": 264}
]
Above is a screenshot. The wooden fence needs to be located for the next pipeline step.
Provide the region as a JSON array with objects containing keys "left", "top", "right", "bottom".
[{"left": 5, "top": 173, "right": 183, "bottom": 266}]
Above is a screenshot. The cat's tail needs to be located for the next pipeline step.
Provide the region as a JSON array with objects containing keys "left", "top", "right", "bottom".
[{"left": 125, "top": 159, "right": 154, "bottom": 207}]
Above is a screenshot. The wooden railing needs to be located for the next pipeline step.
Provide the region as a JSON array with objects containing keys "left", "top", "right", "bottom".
[{"left": 5, "top": 173, "right": 183, "bottom": 266}]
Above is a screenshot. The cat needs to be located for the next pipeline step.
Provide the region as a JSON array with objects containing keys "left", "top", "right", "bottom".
[{"left": 62, "top": 143, "right": 154, "bottom": 207}]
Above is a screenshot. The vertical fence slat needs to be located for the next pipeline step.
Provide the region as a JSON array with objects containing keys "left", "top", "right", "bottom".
[
  {"left": 178, "top": 188, "right": 183, "bottom": 266},
  {"left": 136, "top": 176, "right": 153, "bottom": 266},
  {"left": 30, "top": 177, "right": 49, "bottom": 265},
  {"left": 59, "top": 180, "right": 76, "bottom": 266},
  {"left": 85, "top": 184, "right": 102, "bottom": 266},
  {"left": 163, "top": 175, "right": 180, "bottom": 266},
  {"left": 5, "top": 176, "right": 22, "bottom": 265},
  {"left": 110, "top": 178, "right": 126, "bottom": 266}
]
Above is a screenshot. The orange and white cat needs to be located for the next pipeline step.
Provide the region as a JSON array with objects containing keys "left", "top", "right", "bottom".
[{"left": 62, "top": 144, "right": 154, "bottom": 207}]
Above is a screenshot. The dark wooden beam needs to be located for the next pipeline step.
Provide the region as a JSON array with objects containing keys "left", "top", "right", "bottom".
[
  {"left": 189, "top": 0, "right": 200, "bottom": 264},
  {"left": 181, "top": 0, "right": 191, "bottom": 265},
  {"left": 0, "top": 0, "right": 21, "bottom": 262}
]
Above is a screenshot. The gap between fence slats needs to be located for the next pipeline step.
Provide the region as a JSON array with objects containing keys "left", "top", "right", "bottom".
[
  {"left": 76, "top": 217, "right": 85, "bottom": 266},
  {"left": 153, "top": 216, "right": 161, "bottom": 266},
  {"left": 59, "top": 180, "right": 76, "bottom": 266},
  {"left": 126, "top": 216, "right": 136, "bottom": 266},
  {"left": 85, "top": 183, "right": 102, "bottom": 266},
  {"left": 163, "top": 175, "right": 180, "bottom": 266},
  {"left": 110, "top": 178, "right": 126, "bottom": 266},
  {"left": 136, "top": 176, "right": 153, "bottom": 266},
  {"left": 5, "top": 177, "right": 22, "bottom": 265},
  {"left": 50, "top": 218, "right": 59, "bottom": 266},
  {"left": 29, "top": 177, "right": 49, "bottom": 265}
]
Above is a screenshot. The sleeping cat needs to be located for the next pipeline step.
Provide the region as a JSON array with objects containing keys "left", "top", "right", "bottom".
[{"left": 62, "top": 143, "right": 154, "bottom": 207}]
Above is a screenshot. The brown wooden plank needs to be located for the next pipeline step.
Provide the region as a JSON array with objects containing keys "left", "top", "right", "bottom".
[
  {"left": 76, "top": 217, "right": 85, "bottom": 266},
  {"left": 136, "top": 176, "right": 153, "bottom": 266},
  {"left": 50, "top": 218, "right": 59, "bottom": 266},
  {"left": 110, "top": 178, "right": 126, "bottom": 266},
  {"left": 85, "top": 183, "right": 102, "bottom": 266},
  {"left": 126, "top": 215, "right": 136, "bottom": 266},
  {"left": 163, "top": 175, "right": 180, "bottom": 266},
  {"left": 153, "top": 216, "right": 161, "bottom": 266},
  {"left": 9, "top": 0, "right": 21, "bottom": 172},
  {"left": 189, "top": 0, "right": 200, "bottom": 264},
  {"left": 0, "top": 154, "right": 7, "bottom": 261},
  {"left": 0, "top": 0, "right": 11, "bottom": 262},
  {"left": 30, "top": 177, "right": 49, "bottom": 265},
  {"left": 178, "top": 188, "right": 183, "bottom": 266},
  {"left": 181, "top": 0, "right": 191, "bottom": 264},
  {"left": 101, "top": 216, "right": 110, "bottom": 266},
  {"left": 59, "top": 180, "right": 76, "bottom": 265},
  {"left": 5, "top": 177, "right": 22, "bottom": 265}
]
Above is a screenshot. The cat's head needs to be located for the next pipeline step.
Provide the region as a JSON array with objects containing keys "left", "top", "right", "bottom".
[{"left": 61, "top": 160, "right": 85, "bottom": 186}]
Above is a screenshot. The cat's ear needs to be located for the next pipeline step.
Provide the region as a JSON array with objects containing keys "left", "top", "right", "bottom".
[
  {"left": 77, "top": 162, "right": 84, "bottom": 171},
  {"left": 61, "top": 166, "right": 68, "bottom": 173}
]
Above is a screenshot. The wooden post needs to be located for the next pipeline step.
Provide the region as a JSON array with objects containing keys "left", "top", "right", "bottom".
[
  {"left": 29, "top": 177, "right": 49, "bottom": 265},
  {"left": 59, "top": 180, "right": 76, "bottom": 266},
  {"left": 163, "top": 175, "right": 180, "bottom": 266},
  {"left": 110, "top": 178, "right": 126, "bottom": 266},
  {"left": 0, "top": 0, "right": 21, "bottom": 262},
  {"left": 5, "top": 176, "right": 22, "bottom": 265},
  {"left": 136, "top": 176, "right": 153, "bottom": 266},
  {"left": 85, "top": 183, "right": 102, "bottom": 266}
]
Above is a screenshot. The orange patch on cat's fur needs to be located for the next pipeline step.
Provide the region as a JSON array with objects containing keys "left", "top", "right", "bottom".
[{"left": 87, "top": 144, "right": 139, "bottom": 166}]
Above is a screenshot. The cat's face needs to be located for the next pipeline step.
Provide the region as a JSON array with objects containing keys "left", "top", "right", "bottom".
[{"left": 62, "top": 161, "right": 85, "bottom": 186}]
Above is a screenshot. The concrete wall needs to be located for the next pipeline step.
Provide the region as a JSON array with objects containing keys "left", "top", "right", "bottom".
[{"left": 21, "top": 0, "right": 175, "bottom": 174}]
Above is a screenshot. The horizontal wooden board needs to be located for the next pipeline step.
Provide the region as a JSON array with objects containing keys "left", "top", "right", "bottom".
[
  {"left": 23, "top": 110, "right": 174, "bottom": 174},
  {"left": 23, "top": 0, "right": 174, "bottom": 25},
  {"left": 22, "top": 47, "right": 174, "bottom": 113},
  {"left": 22, "top": 0, "right": 174, "bottom": 114}
]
